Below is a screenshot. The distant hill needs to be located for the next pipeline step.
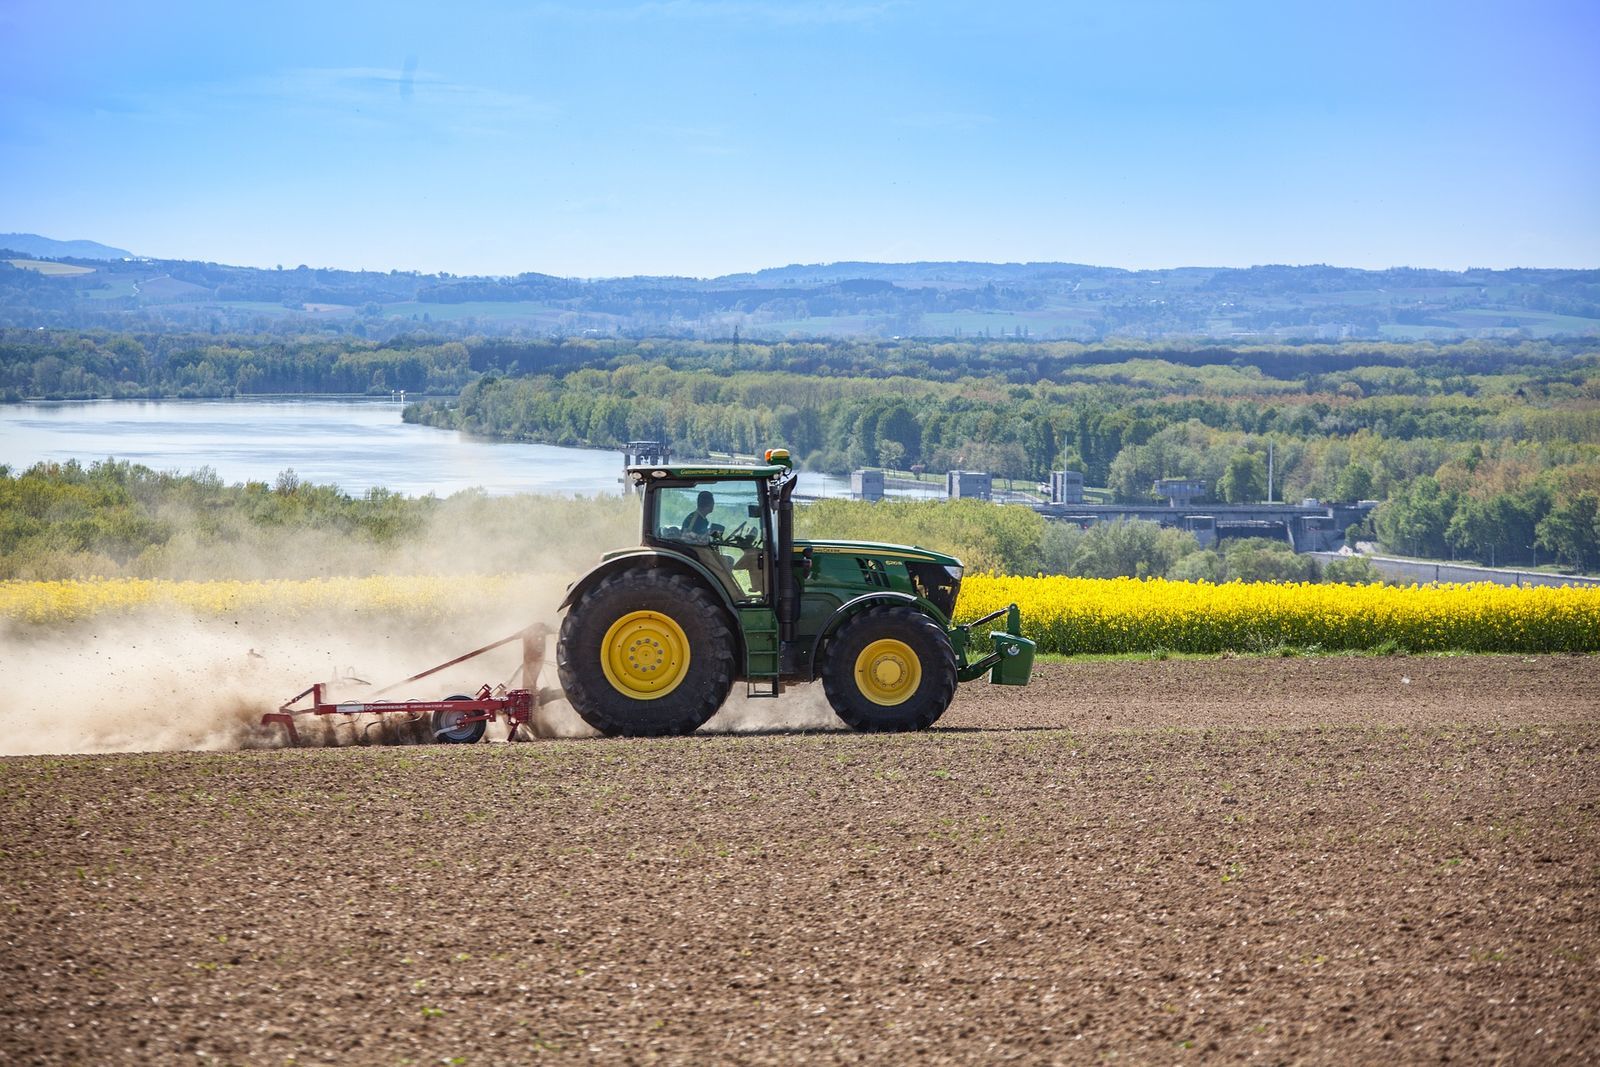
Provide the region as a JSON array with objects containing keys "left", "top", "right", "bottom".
[
  {"left": 0, "top": 245, "right": 1595, "bottom": 342},
  {"left": 725, "top": 261, "right": 1118, "bottom": 286},
  {"left": 0, "top": 234, "right": 134, "bottom": 261}
]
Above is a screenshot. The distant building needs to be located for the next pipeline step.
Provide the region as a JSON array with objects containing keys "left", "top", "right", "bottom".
[
  {"left": 1050, "top": 470, "right": 1085, "bottom": 505},
  {"left": 1154, "top": 477, "right": 1207, "bottom": 507},
  {"left": 623, "top": 440, "right": 671, "bottom": 467},
  {"left": 946, "top": 470, "right": 993, "bottom": 501},
  {"left": 851, "top": 469, "right": 886, "bottom": 502},
  {"left": 622, "top": 440, "right": 671, "bottom": 494},
  {"left": 1182, "top": 514, "right": 1217, "bottom": 548}
]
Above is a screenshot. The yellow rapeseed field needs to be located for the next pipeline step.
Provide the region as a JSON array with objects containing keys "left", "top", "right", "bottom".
[
  {"left": 960, "top": 575, "right": 1600, "bottom": 654},
  {"left": 4, "top": 574, "right": 1597, "bottom": 654},
  {"left": 0, "top": 576, "right": 513, "bottom": 626}
]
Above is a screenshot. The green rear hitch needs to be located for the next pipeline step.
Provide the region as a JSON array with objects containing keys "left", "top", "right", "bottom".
[{"left": 954, "top": 603, "right": 1036, "bottom": 686}]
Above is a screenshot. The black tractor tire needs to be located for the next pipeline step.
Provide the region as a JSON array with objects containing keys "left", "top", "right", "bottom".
[
  {"left": 557, "top": 568, "right": 736, "bottom": 737},
  {"left": 431, "top": 694, "right": 486, "bottom": 745},
  {"left": 821, "top": 606, "right": 958, "bottom": 732}
]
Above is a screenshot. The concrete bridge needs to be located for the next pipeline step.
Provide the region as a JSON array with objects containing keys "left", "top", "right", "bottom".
[{"left": 1032, "top": 500, "right": 1377, "bottom": 553}]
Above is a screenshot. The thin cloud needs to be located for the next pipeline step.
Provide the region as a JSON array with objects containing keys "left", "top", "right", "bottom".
[
  {"left": 120, "top": 66, "right": 556, "bottom": 136},
  {"left": 528, "top": 1, "right": 903, "bottom": 26},
  {"left": 399, "top": 55, "right": 418, "bottom": 102},
  {"left": 250, "top": 66, "right": 552, "bottom": 119}
]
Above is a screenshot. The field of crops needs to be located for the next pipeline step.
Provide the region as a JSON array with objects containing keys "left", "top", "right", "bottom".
[
  {"left": 961, "top": 574, "right": 1600, "bottom": 654},
  {"left": 0, "top": 575, "right": 521, "bottom": 625},
  {"left": 5, "top": 573, "right": 1599, "bottom": 655}
]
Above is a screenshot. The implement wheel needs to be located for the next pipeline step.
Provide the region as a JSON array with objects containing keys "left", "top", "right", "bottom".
[
  {"left": 822, "top": 607, "right": 957, "bottom": 732},
  {"left": 432, "top": 695, "right": 485, "bottom": 745},
  {"left": 558, "top": 569, "right": 735, "bottom": 736}
]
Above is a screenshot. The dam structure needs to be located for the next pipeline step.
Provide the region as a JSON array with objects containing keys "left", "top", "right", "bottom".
[{"left": 1032, "top": 499, "right": 1377, "bottom": 554}]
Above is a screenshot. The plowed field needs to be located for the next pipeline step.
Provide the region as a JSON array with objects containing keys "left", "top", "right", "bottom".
[{"left": 3, "top": 656, "right": 1597, "bottom": 1064}]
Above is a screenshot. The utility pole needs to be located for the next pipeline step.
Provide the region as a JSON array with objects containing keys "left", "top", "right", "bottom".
[{"left": 1266, "top": 441, "right": 1274, "bottom": 504}]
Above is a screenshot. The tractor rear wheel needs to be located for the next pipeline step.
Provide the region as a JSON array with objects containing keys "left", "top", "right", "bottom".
[
  {"left": 432, "top": 694, "right": 485, "bottom": 744},
  {"left": 558, "top": 569, "right": 735, "bottom": 736},
  {"left": 821, "top": 607, "right": 957, "bottom": 732}
]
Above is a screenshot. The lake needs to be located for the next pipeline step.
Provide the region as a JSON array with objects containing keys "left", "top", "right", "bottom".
[{"left": 0, "top": 398, "right": 935, "bottom": 499}]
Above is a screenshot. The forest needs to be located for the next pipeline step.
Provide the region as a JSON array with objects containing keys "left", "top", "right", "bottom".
[
  {"left": 3, "top": 329, "right": 1598, "bottom": 572},
  {"left": 0, "top": 459, "right": 1376, "bottom": 585}
]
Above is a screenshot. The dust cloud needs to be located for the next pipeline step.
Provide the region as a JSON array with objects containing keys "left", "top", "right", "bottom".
[
  {"left": 0, "top": 491, "right": 844, "bottom": 755},
  {"left": 0, "top": 610, "right": 566, "bottom": 756},
  {"left": 0, "top": 492, "right": 620, "bottom": 756},
  {"left": 704, "top": 682, "right": 843, "bottom": 733},
  {"left": 121, "top": 491, "right": 645, "bottom": 583}
]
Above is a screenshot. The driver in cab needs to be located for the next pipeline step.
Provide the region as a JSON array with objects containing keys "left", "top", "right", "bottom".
[
  {"left": 681, "top": 491, "right": 716, "bottom": 543},
  {"left": 676, "top": 489, "right": 761, "bottom": 596}
]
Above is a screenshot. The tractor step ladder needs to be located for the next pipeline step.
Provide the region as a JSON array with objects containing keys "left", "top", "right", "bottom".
[{"left": 740, "top": 607, "right": 781, "bottom": 698}]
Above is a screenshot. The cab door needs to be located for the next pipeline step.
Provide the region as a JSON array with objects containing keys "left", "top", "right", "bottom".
[{"left": 646, "top": 479, "right": 769, "bottom": 606}]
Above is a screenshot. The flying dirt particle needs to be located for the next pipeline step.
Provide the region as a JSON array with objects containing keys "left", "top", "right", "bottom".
[
  {"left": 703, "top": 683, "right": 842, "bottom": 734},
  {"left": 0, "top": 608, "right": 560, "bottom": 756}
]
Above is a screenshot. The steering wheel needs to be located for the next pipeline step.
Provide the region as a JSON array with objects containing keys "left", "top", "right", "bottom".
[{"left": 723, "top": 520, "right": 755, "bottom": 547}]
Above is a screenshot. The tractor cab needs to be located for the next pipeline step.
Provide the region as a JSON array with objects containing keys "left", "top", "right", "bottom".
[{"left": 634, "top": 456, "right": 793, "bottom": 606}]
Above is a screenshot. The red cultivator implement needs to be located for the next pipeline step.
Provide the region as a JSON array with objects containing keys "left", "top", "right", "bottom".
[{"left": 262, "top": 625, "right": 561, "bottom": 746}]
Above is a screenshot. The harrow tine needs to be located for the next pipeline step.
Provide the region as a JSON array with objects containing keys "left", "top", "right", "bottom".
[{"left": 260, "top": 712, "right": 300, "bottom": 747}]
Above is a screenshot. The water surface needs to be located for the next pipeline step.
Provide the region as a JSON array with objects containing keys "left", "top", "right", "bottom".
[
  {"left": 0, "top": 398, "right": 626, "bottom": 496},
  {"left": 0, "top": 398, "right": 937, "bottom": 499}
]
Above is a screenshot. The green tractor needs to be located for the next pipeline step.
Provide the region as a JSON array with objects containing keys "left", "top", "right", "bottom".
[{"left": 556, "top": 449, "right": 1035, "bottom": 736}]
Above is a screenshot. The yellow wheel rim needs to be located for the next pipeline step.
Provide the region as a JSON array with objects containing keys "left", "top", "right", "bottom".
[
  {"left": 601, "top": 610, "right": 691, "bottom": 700},
  {"left": 854, "top": 638, "right": 922, "bottom": 706}
]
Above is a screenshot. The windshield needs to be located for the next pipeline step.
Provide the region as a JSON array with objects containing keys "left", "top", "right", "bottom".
[{"left": 652, "top": 480, "right": 767, "bottom": 601}]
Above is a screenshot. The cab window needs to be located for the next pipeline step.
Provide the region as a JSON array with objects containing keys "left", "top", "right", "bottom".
[{"left": 653, "top": 481, "right": 767, "bottom": 601}]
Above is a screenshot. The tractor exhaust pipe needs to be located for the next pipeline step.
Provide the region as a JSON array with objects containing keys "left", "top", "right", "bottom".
[{"left": 776, "top": 473, "right": 799, "bottom": 647}]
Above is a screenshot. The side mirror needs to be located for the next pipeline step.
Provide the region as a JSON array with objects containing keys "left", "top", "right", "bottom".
[{"left": 748, "top": 504, "right": 761, "bottom": 518}]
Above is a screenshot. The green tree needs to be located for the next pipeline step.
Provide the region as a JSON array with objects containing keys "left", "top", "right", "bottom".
[
  {"left": 1065, "top": 519, "right": 1199, "bottom": 579},
  {"left": 878, "top": 440, "right": 906, "bottom": 471},
  {"left": 1534, "top": 492, "right": 1600, "bottom": 572},
  {"left": 1323, "top": 555, "right": 1380, "bottom": 584},
  {"left": 1218, "top": 451, "right": 1266, "bottom": 504},
  {"left": 1221, "top": 538, "right": 1320, "bottom": 583},
  {"left": 1375, "top": 476, "right": 1454, "bottom": 557},
  {"left": 1168, "top": 549, "right": 1223, "bottom": 583},
  {"left": 1445, "top": 495, "right": 1503, "bottom": 565},
  {"left": 876, "top": 403, "right": 922, "bottom": 468},
  {"left": 1447, "top": 489, "right": 1548, "bottom": 567},
  {"left": 1334, "top": 463, "right": 1374, "bottom": 501}
]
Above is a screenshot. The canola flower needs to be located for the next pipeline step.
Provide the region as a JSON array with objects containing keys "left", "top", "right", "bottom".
[
  {"left": 959, "top": 574, "right": 1600, "bottom": 655},
  {"left": 3, "top": 573, "right": 1598, "bottom": 655},
  {"left": 0, "top": 576, "right": 518, "bottom": 626}
]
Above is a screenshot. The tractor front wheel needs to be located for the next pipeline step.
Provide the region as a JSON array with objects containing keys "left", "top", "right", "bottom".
[
  {"left": 821, "top": 607, "right": 957, "bottom": 732},
  {"left": 558, "top": 569, "right": 736, "bottom": 736}
]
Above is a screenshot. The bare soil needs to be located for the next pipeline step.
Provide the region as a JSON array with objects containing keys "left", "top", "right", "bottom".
[{"left": 2, "top": 655, "right": 1597, "bottom": 1064}]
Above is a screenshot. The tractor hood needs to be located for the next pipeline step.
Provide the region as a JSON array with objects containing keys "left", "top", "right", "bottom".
[{"left": 794, "top": 539, "right": 963, "bottom": 569}]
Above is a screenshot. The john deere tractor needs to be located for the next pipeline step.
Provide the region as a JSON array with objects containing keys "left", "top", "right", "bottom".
[{"left": 556, "top": 449, "right": 1034, "bottom": 736}]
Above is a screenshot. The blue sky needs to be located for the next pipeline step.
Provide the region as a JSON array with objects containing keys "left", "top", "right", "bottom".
[{"left": 2, "top": 0, "right": 1596, "bottom": 277}]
